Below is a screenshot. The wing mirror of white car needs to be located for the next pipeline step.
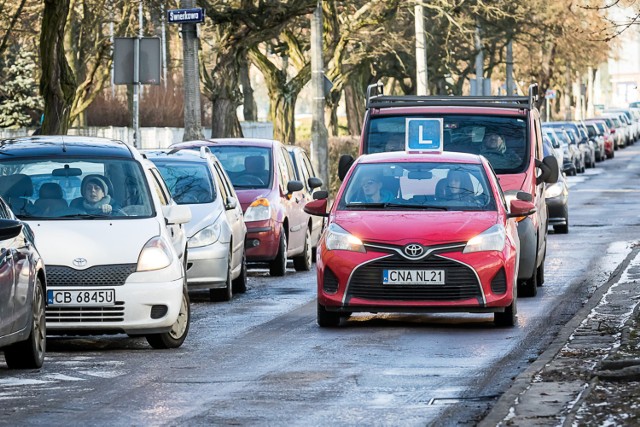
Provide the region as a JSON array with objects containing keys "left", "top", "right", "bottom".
[
  {"left": 162, "top": 204, "right": 192, "bottom": 225},
  {"left": 225, "top": 197, "right": 238, "bottom": 210}
]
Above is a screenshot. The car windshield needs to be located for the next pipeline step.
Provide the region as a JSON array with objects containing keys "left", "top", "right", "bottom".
[
  {"left": 152, "top": 160, "right": 216, "bottom": 204},
  {"left": 366, "top": 115, "right": 528, "bottom": 174},
  {"left": 0, "top": 157, "right": 154, "bottom": 219},
  {"left": 339, "top": 161, "right": 495, "bottom": 211},
  {"left": 207, "top": 146, "right": 272, "bottom": 189}
]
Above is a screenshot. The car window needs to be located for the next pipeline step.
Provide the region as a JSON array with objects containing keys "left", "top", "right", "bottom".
[
  {"left": 0, "top": 157, "right": 154, "bottom": 219},
  {"left": 0, "top": 198, "right": 10, "bottom": 219},
  {"left": 149, "top": 168, "right": 170, "bottom": 206},
  {"left": 211, "top": 161, "right": 231, "bottom": 202},
  {"left": 366, "top": 115, "right": 528, "bottom": 174},
  {"left": 208, "top": 146, "right": 272, "bottom": 189},
  {"left": 152, "top": 160, "right": 216, "bottom": 205},
  {"left": 339, "top": 162, "right": 495, "bottom": 211}
]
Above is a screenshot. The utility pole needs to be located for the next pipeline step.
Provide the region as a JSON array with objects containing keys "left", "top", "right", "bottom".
[
  {"left": 132, "top": 1, "right": 142, "bottom": 148},
  {"left": 415, "top": 2, "right": 428, "bottom": 96},
  {"left": 311, "top": 1, "right": 329, "bottom": 191},
  {"left": 587, "top": 67, "right": 595, "bottom": 118},
  {"left": 506, "top": 40, "right": 514, "bottom": 96},
  {"left": 180, "top": 0, "right": 203, "bottom": 141}
]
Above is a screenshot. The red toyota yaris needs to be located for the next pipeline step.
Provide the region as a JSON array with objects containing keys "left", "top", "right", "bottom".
[{"left": 305, "top": 151, "right": 536, "bottom": 327}]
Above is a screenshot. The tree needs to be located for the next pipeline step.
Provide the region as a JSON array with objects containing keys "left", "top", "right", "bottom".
[
  {"left": 40, "top": 0, "right": 76, "bottom": 134},
  {"left": 0, "top": 48, "right": 43, "bottom": 128}
]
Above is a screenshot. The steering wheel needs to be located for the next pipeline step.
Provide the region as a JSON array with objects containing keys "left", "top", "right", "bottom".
[{"left": 236, "top": 175, "right": 265, "bottom": 186}]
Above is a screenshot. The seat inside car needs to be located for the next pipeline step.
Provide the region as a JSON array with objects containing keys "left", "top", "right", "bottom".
[
  {"left": 0, "top": 174, "right": 34, "bottom": 215},
  {"left": 34, "top": 182, "right": 68, "bottom": 215},
  {"left": 244, "top": 155, "right": 269, "bottom": 184}
]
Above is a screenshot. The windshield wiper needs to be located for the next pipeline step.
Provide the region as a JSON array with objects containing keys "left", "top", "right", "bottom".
[
  {"left": 347, "top": 202, "right": 448, "bottom": 210},
  {"left": 58, "top": 213, "right": 108, "bottom": 219}
]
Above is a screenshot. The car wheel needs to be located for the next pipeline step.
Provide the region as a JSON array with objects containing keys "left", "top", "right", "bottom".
[
  {"left": 536, "top": 259, "right": 545, "bottom": 287},
  {"left": 4, "top": 279, "right": 46, "bottom": 369},
  {"left": 269, "top": 229, "right": 287, "bottom": 277},
  {"left": 494, "top": 297, "right": 517, "bottom": 327},
  {"left": 518, "top": 260, "right": 538, "bottom": 297},
  {"left": 317, "top": 302, "right": 341, "bottom": 327},
  {"left": 232, "top": 249, "right": 247, "bottom": 294},
  {"left": 211, "top": 248, "right": 233, "bottom": 302},
  {"left": 293, "top": 228, "right": 312, "bottom": 272},
  {"left": 146, "top": 285, "right": 190, "bottom": 349}
]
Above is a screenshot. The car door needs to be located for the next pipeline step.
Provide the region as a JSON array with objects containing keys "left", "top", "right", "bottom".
[
  {"left": 211, "top": 158, "right": 245, "bottom": 266},
  {"left": 0, "top": 200, "right": 16, "bottom": 336}
]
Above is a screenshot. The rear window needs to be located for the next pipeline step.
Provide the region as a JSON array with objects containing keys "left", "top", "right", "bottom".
[
  {"left": 152, "top": 160, "right": 216, "bottom": 204},
  {"left": 365, "top": 115, "right": 527, "bottom": 174}
]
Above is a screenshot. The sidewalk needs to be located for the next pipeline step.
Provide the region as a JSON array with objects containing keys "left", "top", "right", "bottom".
[{"left": 479, "top": 245, "right": 640, "bottom": 426}]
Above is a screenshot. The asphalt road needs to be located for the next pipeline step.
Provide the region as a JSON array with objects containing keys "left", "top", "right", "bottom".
[{"left": 2, "top": 144, "right": 640, "bottom": 426}]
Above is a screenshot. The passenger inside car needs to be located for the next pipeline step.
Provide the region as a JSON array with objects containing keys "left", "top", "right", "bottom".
[{"left": 354, "top": 173, "right": 395, "bottom": 204}]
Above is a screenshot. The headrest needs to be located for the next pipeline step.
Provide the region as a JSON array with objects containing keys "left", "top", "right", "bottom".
[
  {"left": 40, "top": 182, "right": 64, "bottom": 199},
  {"left": 0, "top": 174, "right": 33, "bottom": 198},
  {"left": 244, "top": 156, "right": 265, "bottom": 171}
]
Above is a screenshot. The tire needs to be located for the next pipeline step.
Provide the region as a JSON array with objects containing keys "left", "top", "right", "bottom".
[
  {"left": 293, "top": 229, "right": 312, "bottom": 272},
  {"left": 494, "top": 297, "right": 517, "bottom": 327},
  {"left": 317, "top": 302, "right": 341, "bottom": 327},
  {"left": 210, "top": 248, "right": 233, "bottom": 302},
  {"left": 518, "top": 259, "right": 538, "bottom": 297},
  {"left": 232, "top": 249, "right": 247, "bottom": 294},
  {"left": 269, "top": 229, "right": 287, "bottom": 277},
  {"left": 536, "top": 259, "right": 545, "bottom": 287},
  {"left": 146, "top": 285, "right": 190, "bottom": 349},
  {"left": 4, "top": 280, "right": 46, "bottom": 369}
]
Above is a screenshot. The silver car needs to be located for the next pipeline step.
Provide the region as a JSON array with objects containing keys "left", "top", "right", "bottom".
[{"left": 145, "top": 147, "right": 247, "bottom": 302}]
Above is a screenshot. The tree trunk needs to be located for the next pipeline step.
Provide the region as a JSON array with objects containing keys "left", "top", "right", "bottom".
[
  {"left": 181, "top": 0, "right": 203, "bottom": 141},
  {"left": 40, "top": 0, "right": 76, "bottom": 135},
  {"left": 344, "top": 84, "right": 364, "bottom": 136},
  {"left": 240, "top": 54, "right": 257, "bottom": 121},
  {"left": 270, "top": 94, "right": 296, "bottom": 144},
  {"left": 208, "top": 52, "right": 243, "bottom": 138}
]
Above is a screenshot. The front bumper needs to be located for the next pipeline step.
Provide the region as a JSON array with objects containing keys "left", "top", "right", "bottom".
[
  {"left": 244, "top": 218, "right": 280, "bottom": 262},
  {"left": 185, "top": 240, "right": 229, "bottom": 289}
]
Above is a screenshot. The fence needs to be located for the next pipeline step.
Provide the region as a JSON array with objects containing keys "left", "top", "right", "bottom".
[{"left": 0, "top": 122, "right": 274, "bottom": 149}]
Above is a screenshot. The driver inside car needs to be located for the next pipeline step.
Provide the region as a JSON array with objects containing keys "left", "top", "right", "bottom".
[
  {"left": 70, "top": 175, "right": 119, "bottom": 215},
  {"left": 243, "top": 155, "right": 269, "bottom": 185}
]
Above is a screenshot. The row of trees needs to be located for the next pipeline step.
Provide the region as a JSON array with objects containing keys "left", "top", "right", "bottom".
[{"left": 0, "top": 0, "right": 629, "bottom": 139}]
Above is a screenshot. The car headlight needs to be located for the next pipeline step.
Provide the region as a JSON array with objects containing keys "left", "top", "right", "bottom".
[
  {"left": 463, "top": 224, "right": 506, "bottom": 253},
  {"left": 244, "top": 198, "right": 271, "bottom": 222},
  {"left": 325, "top": 223, "right": 366, "bottom": 253},
  {"left": 137, "top": 236, "right": 173, "bottom": 271},
  {"left": 189, "top": 223, "right": 221, "bottom": 248},
  {"left": 545, "top": 182, "right": 564, "bottom": 199}
]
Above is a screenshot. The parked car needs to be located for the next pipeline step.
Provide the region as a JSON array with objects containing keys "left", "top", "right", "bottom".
[
  {"left": 171, "top": 139, "right": 311, "bottom": 276},
  {"left": 0, "top": 136, "right": 192, "bottom": 349},
  {"left": 584, "top": 118, "right": 615, "bottom": 159},
  {"left": 542, "top": 138, "right": 569, "bottom": 234},
  {"left": 583, "top": 121, "right": 606, "bottom": 162},
  {"left": 342, "top": 84, "right": 559, "bottom": 298},
  {"left": 306, "top": 150, "right": 536, "bottom": 327},
  {"left": 286, "top": 145, "right": 325, "bottom": 260},
  {"left": 0, "top": 198, "right": 46, "bottom": 369},
  {"left": 600, "top": 114, "right": 627, "bottom": 148},
  {"left": 546, "top": 122, "right": 593, "bottom": 169},
  {"left": 542, "top": 126, "right": 578, "bottom": 176},
  {"left": 604, "top": 110, "right": 635, "bottom": 146},
  {"left": 145, "top": 147, "right": 248, "bottom": 301}
]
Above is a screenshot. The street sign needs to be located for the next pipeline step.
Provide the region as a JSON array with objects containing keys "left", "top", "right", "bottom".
[
  {"left": 405, "top": 118, "right": 443, "bottom": 153},
  {"left": 167, "top": 8, "right": 205, "bottom": 24},
  {"left": 113, "top": 37, "right": 161, "bottom": 85},
  {"left": 545, "top": 89, "right": 557, "bottom": 100}
]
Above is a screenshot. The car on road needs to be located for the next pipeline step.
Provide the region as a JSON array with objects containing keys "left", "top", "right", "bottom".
[
  {"left": 584, "top": 118, "right": 615, "bottom": 159},
  {"left": 0, "top": 136, "right": 192, "bottom": 349},
  {"left": 0, "top": 198, "right": 46, "bottom": 369},
  {"left": 341, "top": 83, "right": 559, "bottom": 298},
  {"left": 145, "top": 147, "right": 248, "bottom": 302},
  {"left": 171, "top": 139, "right": 311, "bottom": 276},
  {"left": 542, "top": 126, "right": 579, "bottom": 176},
  {"left": 543, "top": 138, "right": 569, "bottom": 234},
  {"left": 306, "top": 150, "right": 536, "bottom": 327},
  {"left": 583, "top": 121, "right": 606, "bottom": 162},
  {"left": 545, "top": 122, "right": 593, "bottom": 169}
]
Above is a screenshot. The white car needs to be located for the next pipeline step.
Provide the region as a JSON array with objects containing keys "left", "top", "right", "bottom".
[
  {"left": 145, "top": 147, "right": 247, "bottom": 302},
  {"left": 0, "top": 136, "right": 192, "bottom": 349}
]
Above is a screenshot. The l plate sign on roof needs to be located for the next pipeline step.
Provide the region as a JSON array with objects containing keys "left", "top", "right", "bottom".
[{"left": 406, "top": 118, "right": 443, "bottom": 153}]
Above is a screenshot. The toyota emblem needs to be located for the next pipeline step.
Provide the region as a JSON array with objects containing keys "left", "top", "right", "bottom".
[
  {"left": 404, "top": 244, "right": 424, "bottom": 258},
  {"left": 73, "top": 258, "right": 88, "bottom": 267}
]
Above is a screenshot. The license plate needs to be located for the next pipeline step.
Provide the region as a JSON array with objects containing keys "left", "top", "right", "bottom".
[
  {"left": 383, "top": 269, "right": 445, "bottom": 285},
  {"left": 47, "top": 289, "right": 116, "bottom": 306}
]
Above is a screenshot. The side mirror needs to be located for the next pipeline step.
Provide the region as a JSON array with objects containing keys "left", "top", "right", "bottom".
[
  {"left": 287, "top": 180, "right": 304, "bottom": 194},
  {"left": 304, "top": 198, "right": 329, "bottom": 217},
  {"left": 225, "top": 197, "right": 238, "bottom": 210},
  {"left": 308, "top": 176, "right": 323, "bottom": 189},
  {"left": 0, "top": 219, "right": 23, "bottom": 240},
  {"left": 338, "top": 154, "right": 355, "bottom": 181},
  {"left": 516, "top": 191, "right": 533, "bottom": 202},
  {"left": 162, "top": 204, "right": 192, "bottom": 225},
  {"left": 312, "top": 190, "right": 329, "bottom": 200},
  {"left": 536, "top": 156, "right": 559, "bottom": 185},
  {"left": 508, "top": 199, "right": 536, "bottom": 218}
]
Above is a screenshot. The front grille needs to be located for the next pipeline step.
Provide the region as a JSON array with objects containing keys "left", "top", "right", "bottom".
[
  {"left": 347, "top": 256, "right": 481, "bottom": 302},
  {"left": 46, "top": 302, "right": 125, "bottom": 323},
  {"left": 323, "top": 267, "right": 339, "bottom": 294},
  {"left": 491, "top": 268, "right": 507, "bottom": 294},
  {"left": 46, "top": 264, "right": 137, "bottom": 287}
]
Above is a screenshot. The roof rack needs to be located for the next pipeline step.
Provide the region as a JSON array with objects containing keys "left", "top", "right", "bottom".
[{"left": 365, "top": 82, "right": 539, "bottom": 111}]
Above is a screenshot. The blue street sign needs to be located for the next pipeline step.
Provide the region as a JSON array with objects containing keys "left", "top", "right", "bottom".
[
  {"left": 405, "top": 118, "right": 443, "bottom": 152},
  {"left": 167, "top": 8, "right": 205, "bottom": 24}
]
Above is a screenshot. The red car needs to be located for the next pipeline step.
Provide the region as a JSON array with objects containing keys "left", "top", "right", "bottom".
[
  {"left": 171, "top": 139, "right": 312, "bottom": 276},
  {"left": 305, "top": 151, "right": 535, "bottom": 327}
]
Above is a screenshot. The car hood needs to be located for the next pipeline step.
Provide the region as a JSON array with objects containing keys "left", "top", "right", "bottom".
[
  {"left": 182, "top": 203, "right": 223, "bottom": 238},
  {"left": 26, "top": 218, "right": 160, "bottom": 267},
  {"left": 333, "top": 210, "right": 499, "bottom": 245},
  {"left": 235, "top": 188, "right": 274, "bottom": 212}
]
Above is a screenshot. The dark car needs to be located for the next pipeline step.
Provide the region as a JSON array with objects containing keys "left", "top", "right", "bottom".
[
  {"left": 542, "top": 126, "right": 578, "bottom": 176},
  {"left": 543, "top": 138, "right": 569, "bottom": 234},
  {"left": 0, "top": 197, "right": 46, "bottom": 369},
  {"left": 171, "top": 139, "right": 311, "bottom": 276},
  {"left": 546, "top": 122, "right": 594, "bottom": 169},
  {"left": 286, "top": 145, "right": 325, "bottom": 261}
]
